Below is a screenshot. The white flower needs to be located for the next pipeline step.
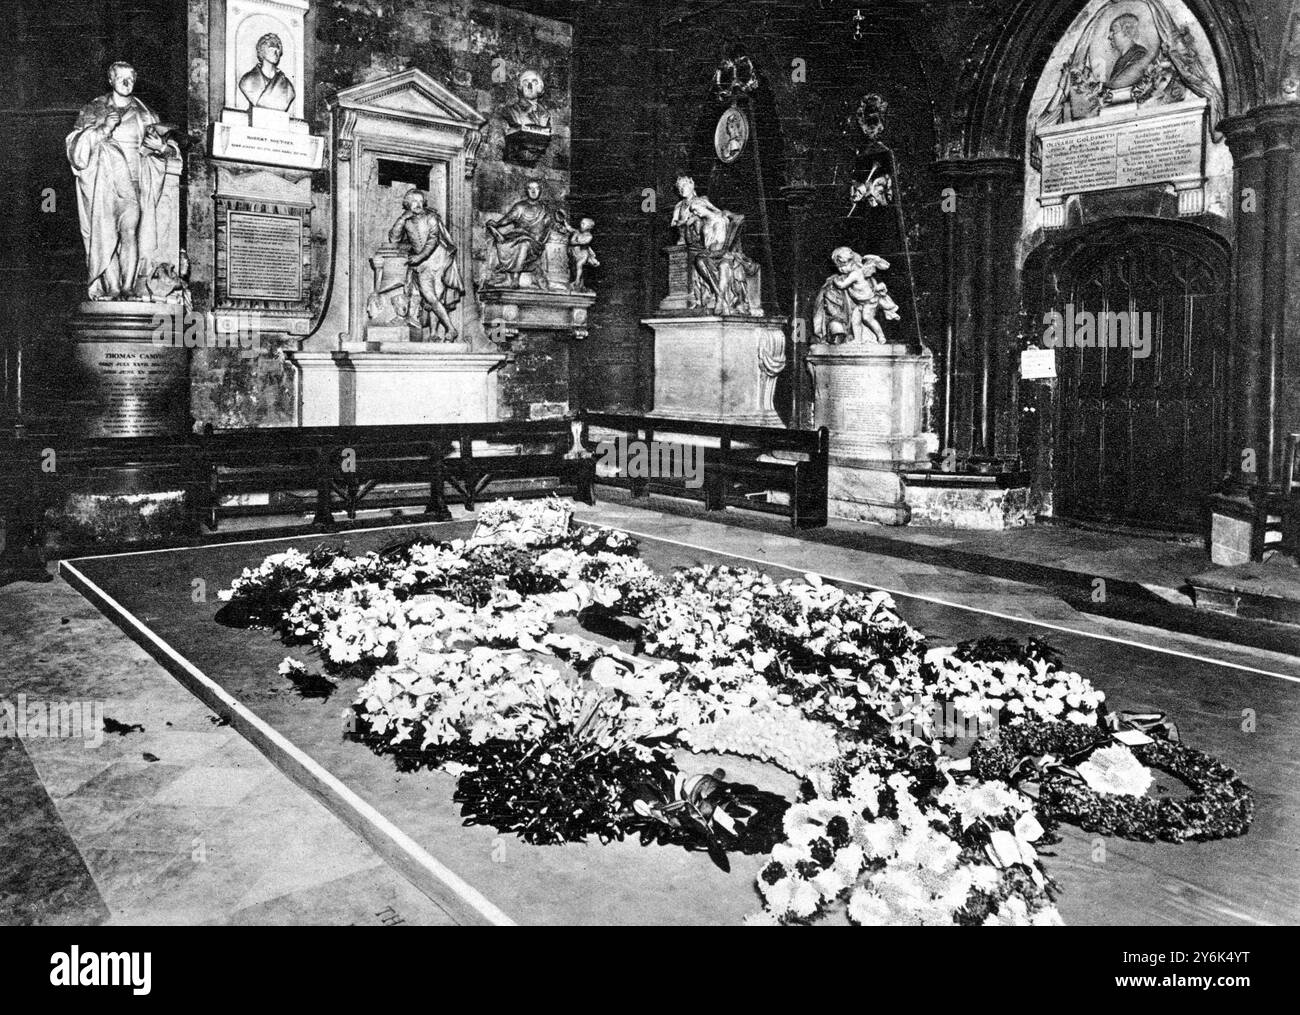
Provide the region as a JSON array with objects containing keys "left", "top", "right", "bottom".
[{"left": 847, "top": 887, "right": 893, "bottom": 926}]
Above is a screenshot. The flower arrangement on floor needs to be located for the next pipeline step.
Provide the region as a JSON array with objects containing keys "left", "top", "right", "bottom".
[{"left": 218, "top": 497, "right": 1254, "bottom": 926}]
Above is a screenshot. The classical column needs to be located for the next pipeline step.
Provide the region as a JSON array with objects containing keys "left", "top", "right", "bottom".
[
  {"left": 1255, "top": 106, "right": 1300, "bottom": 486},
  {"left": 931, "top": 157, "right": 1019, "bottom": 459},
  {"left": 1221, "top": 105, "right": 1300, "bottom": 491},
  {"left": 1219, "top": 114, "right": 1266, "bottom": 492}
]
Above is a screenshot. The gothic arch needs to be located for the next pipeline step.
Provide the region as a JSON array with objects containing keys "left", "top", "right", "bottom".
[{"left": 942, "top": 0, "right": 1266, "bottom": 158}]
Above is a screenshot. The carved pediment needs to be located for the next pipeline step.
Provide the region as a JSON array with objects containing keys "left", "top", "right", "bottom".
[{"left": 331, "top": 68, "right": 486, "bottom": 131}]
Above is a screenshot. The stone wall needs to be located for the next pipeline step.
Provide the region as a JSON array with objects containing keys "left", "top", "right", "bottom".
[
  {"left": 566, "top": 0, "right": 944, "bottom": 415},
  {"left": 186, "top": 0, "right": 573, "bottom": 426}
]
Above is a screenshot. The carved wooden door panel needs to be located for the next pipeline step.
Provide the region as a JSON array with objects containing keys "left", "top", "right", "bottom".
[{"left": 1030, "top": 222, "right": 1228, "bottom": 532}]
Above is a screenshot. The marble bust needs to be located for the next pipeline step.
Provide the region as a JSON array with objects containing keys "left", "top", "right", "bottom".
[
  {"left": 502, "top": 69, "right": 551, "bottom": 132},
  {"left": 66, "top": 61, "right": 178, "bottom": 301},
  {"left": 238, "top": 32, "right": 296, "bottom": 112}
]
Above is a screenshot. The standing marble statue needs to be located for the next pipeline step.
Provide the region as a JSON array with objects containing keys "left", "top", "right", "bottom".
[
  {"left": 484, "top": 180, "right": 568, "bottom": 289},
  {"left": 812, "top": 247, "right": 899, "bottom": 344},
  {"left": 387, "top": 188, "right": 463, "bottom": 341},
  {"left": 669, "top": 175, "right": 760, "bottom": 316},
  {"left": 67, "top": 61, "right": 178, "bottom": 301},
  {"left": 238, "top": 32, "right": 296, "bottom": 112}
]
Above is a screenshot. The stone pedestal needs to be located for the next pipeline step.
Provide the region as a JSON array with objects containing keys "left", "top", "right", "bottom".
[
  {"left": 289, "top": 349, "right": 508, "bottom": 426},
  {"left": 69, "top": 303, "right": 191, "bottom": 437},
  {"left": 807, "top": 341, "right": 936, "bottom": 524},
  {"left": 479, "top": 285, "right": 596, "bottom": 343},
  {"left": 643, "top": 315, "right": 787, "bottom": 426}
]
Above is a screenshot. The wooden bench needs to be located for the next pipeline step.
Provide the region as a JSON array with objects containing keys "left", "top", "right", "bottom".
[
  {"left": 201, "top": 419, "right": 595, "bottom": 530},
  {"left": 0, "top": 418, "right": 597, "bottom": 566},
  {"left": 580, "top": 411, "right": 828, "bottom": 529},
  {"left": 445, "top": 419, "right": 595, "bottom": 512}
]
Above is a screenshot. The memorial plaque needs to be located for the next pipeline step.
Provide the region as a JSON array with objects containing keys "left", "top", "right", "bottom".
[
  {"left": 227, "top": 211, "right": 304, "bottom": 301},
  {"left": 215, "top": 197, "right": 311, "bottom": 311},
  {"left": 1039, "top": 99, "right": 1206, "bottom": 202},
  {"left": 73, "top": 338, "right": 189, "bottom": 438},
  {"left": 210, "top": 121, "right": 324, "bottom": 170}
]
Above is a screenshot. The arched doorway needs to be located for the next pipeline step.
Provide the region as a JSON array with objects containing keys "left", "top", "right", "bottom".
[{"left": 1023, "top": 219, "right": 1229, "bottom": 531}]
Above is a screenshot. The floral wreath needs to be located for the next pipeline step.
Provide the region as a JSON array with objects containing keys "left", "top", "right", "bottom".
[{"left": 969, "top": 720, "right": 1254, "bottom": 844}]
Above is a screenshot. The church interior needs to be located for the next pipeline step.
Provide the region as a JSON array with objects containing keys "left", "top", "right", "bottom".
[{"left": 1, "top": 0, "right": 1299, "bottom": 935}]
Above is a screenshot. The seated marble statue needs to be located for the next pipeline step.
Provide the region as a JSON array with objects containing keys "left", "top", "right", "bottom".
[
  {"left": 813, "top": 248, "right": 900, "bottom": 344},
  {"left": 501, "top": 70, "right": 551, "bottom": 132},
  {"left": 238, "top": 32, "right": 296, "bottom": 112},
  {"left": 669, "top": 175, "right": 759, "bottom": 316},
  {"left": 1104, "top": 14, "right": 1151, "bottom": 90},
  {"left": 66, "top": 61, "right": 178, "bottom": 301},
  {"left": 485, "top": 180, "right": 567, "bottom": 289},
  {"left": 387, "top": 188, "right": 463, "bottom": 341}
]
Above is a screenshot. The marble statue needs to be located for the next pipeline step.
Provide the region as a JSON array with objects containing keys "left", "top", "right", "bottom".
[
  {"left": 484, "top": 180, "right": 568, "bottom": 289},
  {"left": 238, "top": 32, "right": 296, "bottom": 112},
  {"left": 384, "top": 188, "right": 463, "bottom": 341},
  {"left": 669, "top": 175, "right": 760, "bottom": 316},
  {"left": 502, "top": 69, "right": 551, "bottom": 132},
  {"left": 66, "top": 61, "right": 179, "bottom": 301},
  {"left": 812, "top": 247, "right": 900, "bottom": 344},
  {"left": 567, "top": 217, "right": 599, "bottom": 292}
]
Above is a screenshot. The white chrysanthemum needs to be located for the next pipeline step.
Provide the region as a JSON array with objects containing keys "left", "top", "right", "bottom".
[
  {"left": 859, "top": 819, "right": 898, "bottom": 859},
  {"left": 847, "top": 887, "right": 893, "bottom": 926}
]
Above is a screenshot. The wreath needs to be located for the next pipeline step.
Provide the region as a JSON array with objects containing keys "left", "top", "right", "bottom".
[{"left": 969, "top": 721, "right": 1254, "bottom": 844}]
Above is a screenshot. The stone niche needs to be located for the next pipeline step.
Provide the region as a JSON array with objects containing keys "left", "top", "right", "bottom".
[
  {"left": 288, "top": 69, "right": 508, "bottom": 426},
  {"left": 210, "top": 0, "right": 323, "bottom": 171}
]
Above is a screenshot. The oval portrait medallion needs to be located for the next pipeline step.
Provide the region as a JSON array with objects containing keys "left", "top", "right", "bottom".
[{"left": 714, "top": 106, "right": 749, "bottom": 164}]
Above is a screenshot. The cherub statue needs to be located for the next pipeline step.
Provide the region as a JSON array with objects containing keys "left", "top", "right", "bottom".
[
  {"left": 812, "top": 247, "right": 900, "bottom": 344},
  {"left": 567, "top": 217, "right": 599, "bottom": 292}
]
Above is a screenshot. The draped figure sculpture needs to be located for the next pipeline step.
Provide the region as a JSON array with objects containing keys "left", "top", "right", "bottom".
[
  {"left": 669, "top": 175, "right": 760, "bottom": 316},
  {"left": 67, "top": 61, "right": 178, "bottom": 301},
  {"left": 386, "top": 188, "right": 464, "bottom": 341},
  {"left": 484, "top": 180, "right": 568, "bottom": 289}
]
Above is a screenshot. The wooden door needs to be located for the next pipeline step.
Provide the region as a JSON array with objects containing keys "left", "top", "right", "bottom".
[{"left": 1025, "top": 221, "right": 1229, "bottom": 531}]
